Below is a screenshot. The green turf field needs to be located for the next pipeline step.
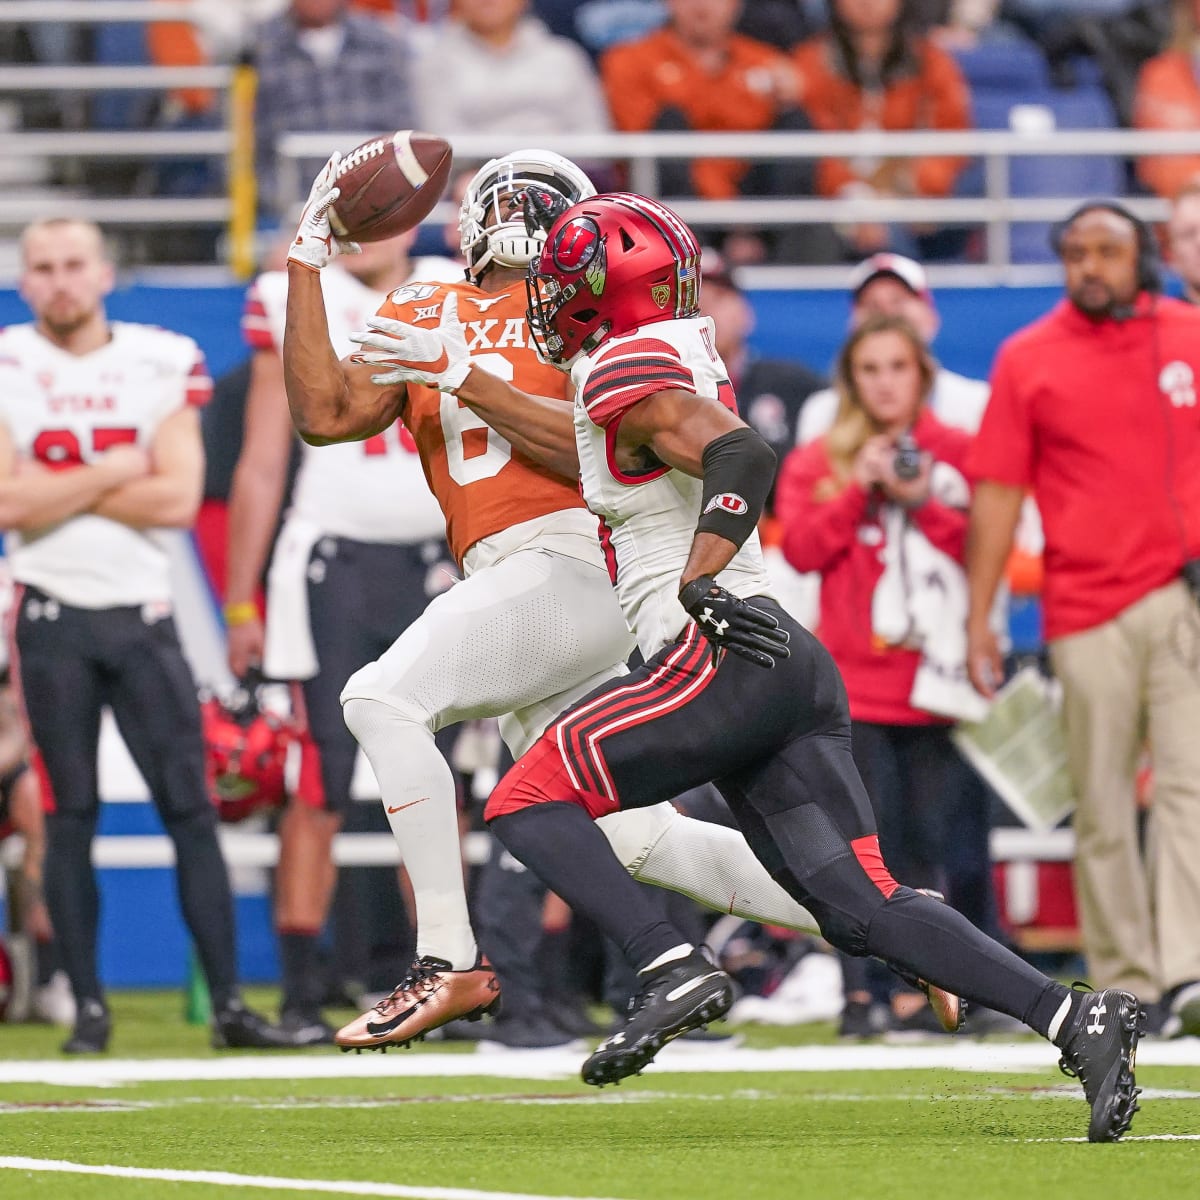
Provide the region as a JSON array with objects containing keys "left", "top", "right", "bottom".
[{"left": 1, "top": 990, "right": 1197, "bottom": 1199}]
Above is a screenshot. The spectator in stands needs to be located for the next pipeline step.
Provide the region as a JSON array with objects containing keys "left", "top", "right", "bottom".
[
  {"left": 533, "top": 0, "right": 667, "bottom": 58},
  {"left": 966, "top": 201, "right": 1200, "bottom": 1038},
  {"left": 798, "top": 253, "right": 988, "bottom": 446},
  {"left": 791, "top": 254, "right": 1012, "bottom": 1009},
  {"left": 253, "top": 0, "right": 416, "bottom": 215},
  {"left": 0, "top": 219, "right": 289, "bottom": 1054},
  {"left": 776, "top": 316, "right": 982, "bottom": 1037},
  {"left": 697, "top": 247, "right": 825, "bottom": 513},
  {"left": 225, "top": 232, "right": 460, "bottom": 1043},
  {"left": 600, "top": 0, "right": 838, "bottom": 263},
  {"left": 413, "top": 0, "right": 610, "bottom": 136},
  {"left": 1134, "top": 0, "right": 1200, "bottom": 200},
  {"left": 792, "top": 0, "right": 972, "bottom": 258},
  {"left": 1169, "top": 180, "right": 1200, "bottom": 304}
]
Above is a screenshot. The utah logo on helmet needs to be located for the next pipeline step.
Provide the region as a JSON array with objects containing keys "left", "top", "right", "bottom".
[{"left": 526, "top": 192, "right": 702, "bottom": 367}]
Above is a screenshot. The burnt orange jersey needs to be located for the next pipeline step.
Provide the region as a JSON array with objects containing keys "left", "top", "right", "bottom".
[{"left": 376, "top": 278, "right": 584, "bottom": 565}]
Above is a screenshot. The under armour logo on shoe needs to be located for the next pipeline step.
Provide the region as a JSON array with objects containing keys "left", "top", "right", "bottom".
[
  {"left": 699, "top": 606, "right": 728, "bottom": 636},
  {"left": 1086, "top": 1000, "right": 1107, "bottom": 1036}
]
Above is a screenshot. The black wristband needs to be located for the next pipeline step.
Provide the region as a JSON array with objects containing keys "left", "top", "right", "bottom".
[{"left": 696, "top": 427, "right": 775, "bottom": 549}]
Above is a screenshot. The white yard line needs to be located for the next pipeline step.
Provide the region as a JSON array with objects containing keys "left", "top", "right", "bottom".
[
  {"left": 1, "top": 1040, "right": 1199, "bottom": 1088},
  {"left": 0, "top": 1157, "right": 625, "bottom": 1200}
]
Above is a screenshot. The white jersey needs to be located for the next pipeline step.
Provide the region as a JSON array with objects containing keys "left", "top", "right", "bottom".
[
  {"left": 571, "top": 316, "right": 773, "bottom": 659},
  {"left": 242, "top": 256, "right": 459, "bottom": 544},
  {"left": 0, "top": 321, "right": 210, "bottom": 608}
]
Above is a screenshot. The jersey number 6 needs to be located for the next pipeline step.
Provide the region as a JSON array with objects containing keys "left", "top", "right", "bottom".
[{"left": 439, "top": 352, "right": 514, "bottom": 485}]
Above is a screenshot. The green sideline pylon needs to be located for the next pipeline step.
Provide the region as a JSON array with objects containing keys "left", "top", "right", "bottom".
[{"left": 185, "top": 946, "right": 211, "bottom": 1025}]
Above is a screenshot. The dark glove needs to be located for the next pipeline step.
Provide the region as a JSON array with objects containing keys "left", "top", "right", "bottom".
[{"left": 679, "top": 576, "right": 791, "bottom": 669}]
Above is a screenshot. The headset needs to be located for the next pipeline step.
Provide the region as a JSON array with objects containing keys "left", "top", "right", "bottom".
[{"left": 1049, "top": 199, "right": 1162, "bottom": 294}]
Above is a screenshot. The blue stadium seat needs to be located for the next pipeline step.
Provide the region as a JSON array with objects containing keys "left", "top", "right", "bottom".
[
  {"left": 953, "top": 35, "right": 1051, "bottom": 94},
  {"left": 969, "top": 85, "right": 1123, "bottom": 262},
  {"left": 90, "top": 23, "right": 152, "bottom": 130}
]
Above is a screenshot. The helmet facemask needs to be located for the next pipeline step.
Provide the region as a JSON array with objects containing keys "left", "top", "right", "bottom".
[{"left": 459, "top": 150, "right": 595, "bottom": 283}]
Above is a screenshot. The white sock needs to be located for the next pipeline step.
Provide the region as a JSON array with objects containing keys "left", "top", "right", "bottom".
[
  {"left": 640, "top": 944, "right": 693, "bottom": 975},
  {"left": 634, "top": 811, "right": 821, "bottom": 936},
  {"left": 343, "top": 698, "right": 478, "bottom": 970}
]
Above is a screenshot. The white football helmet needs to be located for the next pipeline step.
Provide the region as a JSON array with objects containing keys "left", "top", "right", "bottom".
[{"left": 459, "top": 149, "right": 596, "bottom": 283}]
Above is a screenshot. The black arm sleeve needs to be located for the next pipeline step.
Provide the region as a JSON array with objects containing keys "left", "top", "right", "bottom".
[{"left": 696, "top": 427, "right": 776, "bottom": 549}]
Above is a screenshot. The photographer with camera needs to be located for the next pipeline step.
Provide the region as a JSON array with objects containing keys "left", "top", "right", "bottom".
[
  {"left": 776, "top": 314, "right": 982, "bottom": 1037},
  {"left": 967, "top": 201, "right": 1200, "bottom": 1037}
]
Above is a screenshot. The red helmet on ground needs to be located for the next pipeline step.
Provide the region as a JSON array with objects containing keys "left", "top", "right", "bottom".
[
  {"left": 201, "top": 685, "right": 294, "bottom": 823},
  {"left": 525, "top": 192, "right": 702, "bottom": 367}
]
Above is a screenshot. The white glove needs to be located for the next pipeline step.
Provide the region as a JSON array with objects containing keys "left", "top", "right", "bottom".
[
  {"left": 287, "top": 152, "right": 361, "bottom": 272},
  {"left": 350, "top": 290, "right": 472, "bottom": 393}
]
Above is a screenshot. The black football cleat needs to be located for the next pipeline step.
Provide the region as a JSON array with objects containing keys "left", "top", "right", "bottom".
[
  {"left": 581, "top": 951, "right": 734, "bottom": 1087},
  {"left": 212, "top": 999, "right": 296, "bottom": 1049},
  {"left": 1056, "top": 986, "right": 1143, "bottom": 1142},
  {"left": 62, "top": 999, "right": 111, "bottom": 1055},
  {"left": 277, "top": 1009, "right": 336, "bottom": 1047}
]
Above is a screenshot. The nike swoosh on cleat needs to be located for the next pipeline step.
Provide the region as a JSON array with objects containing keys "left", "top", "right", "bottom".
[
  {"left": 665, "top": 973, "right": 724, "bottom": 1003},
  {"left": 365, "top": 1004, "right": 418, "bottom": 1036},
  {"left": 387, "top": 798, "right": 429, "bottom": 814}
]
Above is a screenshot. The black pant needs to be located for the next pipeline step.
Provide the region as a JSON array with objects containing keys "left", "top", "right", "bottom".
[{"left": 14, "top": 586, "right": 237, "bottom": 1009}]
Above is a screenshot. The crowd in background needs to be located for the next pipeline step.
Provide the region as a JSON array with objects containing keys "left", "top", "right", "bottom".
[{"left": 3, "top": 1, "right": 1197, "bottom": 265}]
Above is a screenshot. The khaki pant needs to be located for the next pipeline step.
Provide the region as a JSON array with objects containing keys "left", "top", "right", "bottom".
[{"left": 1050, "top": 580, "right": 1200, "bottom": 1002}]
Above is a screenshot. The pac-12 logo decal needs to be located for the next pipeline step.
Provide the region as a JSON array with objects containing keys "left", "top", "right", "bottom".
[
  {"left": 651, "top": 283, "right": 671, "bottom": 309},
  {"left": 703, "top": 493, "right": 749, "bottom": 516},
  {"left": 1160, "top": 360, "right": 1196, "bottom": 408}
]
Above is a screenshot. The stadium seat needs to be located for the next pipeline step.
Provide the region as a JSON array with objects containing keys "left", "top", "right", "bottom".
[
  {"left": 91, "top": 23, "right": 153, "bottom": 130},
  {"left": 970, "top": 85, "right": 1123, "bottom": 263},
  {"left": 952, "top": 35, "right": 1051, "bottom": 94}
]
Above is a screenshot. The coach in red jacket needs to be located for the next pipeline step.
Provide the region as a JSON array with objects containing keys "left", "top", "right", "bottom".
[
  {"left": 777, "top": 313, "right": 977, "bottom": 1036},
  {"left": 966, "top": 201, "right": 1200, "bottom": 1037}
]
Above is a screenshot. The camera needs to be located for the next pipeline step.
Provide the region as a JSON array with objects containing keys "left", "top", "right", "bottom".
[{"left": 892, "top": 433, "right": 922, "bottom": 482}]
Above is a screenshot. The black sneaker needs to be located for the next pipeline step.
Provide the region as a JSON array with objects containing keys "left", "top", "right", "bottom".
[
  {"left": 62, "top": 999, "right": 110, "bottom": 1055},
  {"left": 581, "top": 951, "right": 734, "bottom": 1087},
  {"left": 838, "top": 999, "right": 885, "bottom": 1039},
  {"left": 212, "top": 999, "right": 295, "bottom": 1049},
  {"left": 1056, "top": 987, "right": 1143, "bottom": 1142},
  {"left": 278, "top": 1009, "right": 336, "bottom": 1047}
]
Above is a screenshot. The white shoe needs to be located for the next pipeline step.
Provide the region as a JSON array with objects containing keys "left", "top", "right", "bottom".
[
  {"left": 32, "top": 970, "right": 76, "bottom": 1027},
  {"left": 728, "top": 952, "right": 843, "bottom": 1026}
]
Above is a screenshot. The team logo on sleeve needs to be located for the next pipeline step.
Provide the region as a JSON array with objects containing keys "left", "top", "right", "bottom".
[{"left": 703, "top": 493, "right": 749, "bottom": 516}]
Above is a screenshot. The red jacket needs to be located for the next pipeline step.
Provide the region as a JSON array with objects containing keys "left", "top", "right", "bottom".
[{"left": 777, "top": 410, "right": 972, "bottom": 725}]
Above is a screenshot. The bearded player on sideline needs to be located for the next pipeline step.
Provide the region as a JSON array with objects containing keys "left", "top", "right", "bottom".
[
  {"left": 349, "top": 191, "right": 1141, "bottom": 1143},
  {"left": 283, "top": 148, "right": 951, "bottom": 1052}
]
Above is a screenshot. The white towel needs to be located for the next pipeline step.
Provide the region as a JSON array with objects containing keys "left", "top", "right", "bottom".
[
  {"left": 263, "top": 515, "right": 322, "bottom": 681},
  {"left": 871, "top": 463, "right": 989, "bottom": 723}
]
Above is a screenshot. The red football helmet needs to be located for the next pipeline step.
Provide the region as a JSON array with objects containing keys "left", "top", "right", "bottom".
[
  {"left": 525, "top": 192, "right": 701, "bottom": 367},
  {"left": 201, "top": 685, "right": 295, "bottom": 823}
]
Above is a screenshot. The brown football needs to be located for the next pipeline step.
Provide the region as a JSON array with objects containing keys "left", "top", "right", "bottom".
[{"left": 328, "top": 131, "right": 453, "bottom": 243}]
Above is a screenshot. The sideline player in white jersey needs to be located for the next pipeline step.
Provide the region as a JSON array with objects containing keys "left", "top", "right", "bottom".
[
  {"left": 282, "top": 148, "right": 877, "bottom": 1053},
  {"left": 0, "top": 219, "right": 288, "bottom": 1054},
  {"left": 224, "top": 232, "right": 458, "bottom": 1043},
  {"left": 360, "top": 192, "right": 1143, "bottom": 1143}
]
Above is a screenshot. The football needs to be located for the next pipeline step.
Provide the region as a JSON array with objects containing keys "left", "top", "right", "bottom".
[{"left": 328, "top": 131, "right": 453, "bottom": 243}]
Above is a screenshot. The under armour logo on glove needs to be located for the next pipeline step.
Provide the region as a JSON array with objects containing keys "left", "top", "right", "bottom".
[
  {"left": 679, "top": 575, "right": 790, "bottom": 669},
  {"left": 1086, "top": 1000, "right": 1107, "bottom": 1036}
]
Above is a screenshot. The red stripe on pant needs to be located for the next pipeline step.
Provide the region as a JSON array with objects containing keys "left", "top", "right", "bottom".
[
  {"left": 851, "top": 833, "right": 899, "bottom": 899},
  {"left": 484, "top": 733, "right": 613, "bottom": 821},
  {"left": 555, "top": 627, "right": 711, "bottom": 799}
]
